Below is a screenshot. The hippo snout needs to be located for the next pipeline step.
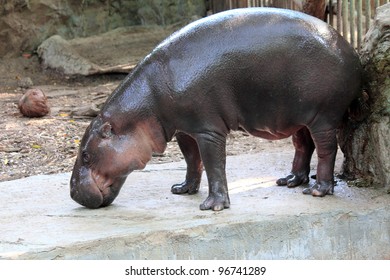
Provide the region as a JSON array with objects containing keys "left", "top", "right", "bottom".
[
  {"left": 70, "top": 166, "right": 104, "bottom": 209},
  {"left": 70, "top": 164, "right": 127, "bottom": 209}
]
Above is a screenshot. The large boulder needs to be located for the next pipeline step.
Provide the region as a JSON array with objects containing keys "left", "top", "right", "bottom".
[
  {"left": 0, "top": 0, "right": 205, "bottom": 58},
  {"left": 340, "top": 4, "right": 390, "bottom": 191},
  {"left": 37, "top": 26, "right": 175, "bottom": 76},
  {"left": 0, "top": 0, "right": 138, "bottom": 58}
]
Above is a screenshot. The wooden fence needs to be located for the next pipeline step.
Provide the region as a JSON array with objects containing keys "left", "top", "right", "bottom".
[{"left": 209, "top": 0, "right": 390, "bottom": 48}]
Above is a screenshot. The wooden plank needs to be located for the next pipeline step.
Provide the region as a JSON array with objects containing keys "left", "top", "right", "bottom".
[
  {"left": 357, "top": 0, "right": 363, "bottom": 49},
  {"left": 342, "top": 0, "right": 349, "bottom": 37},
  {"left": 349, "top": 0, "right": 356, "bottom": 47}
]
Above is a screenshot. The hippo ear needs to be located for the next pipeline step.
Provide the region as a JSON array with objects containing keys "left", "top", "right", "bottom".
[{"left": 99, "top": 122, "right": 113, "bottom": 138}]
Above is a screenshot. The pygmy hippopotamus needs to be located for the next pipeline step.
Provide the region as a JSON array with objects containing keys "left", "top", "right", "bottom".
[{"left": 70, "top": 8, "right": 363, "bottom": 211}]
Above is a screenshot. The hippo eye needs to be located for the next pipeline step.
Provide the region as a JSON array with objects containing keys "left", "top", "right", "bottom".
[{"left": 82, "top": 151, "right": 91, "bottom": 164}]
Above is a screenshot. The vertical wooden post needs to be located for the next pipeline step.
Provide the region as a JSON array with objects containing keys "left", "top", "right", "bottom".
[
  {"left": 329, "top": 0, "right": 334, "bottom": 26},
  {"left": 374, "top": 0, "right": 380, "bottom": 10},
  {"left": 349, "top": 0, "right": 355, "bottom": 47},
  {"left": 337, "top": 0, "right": 342, "bottom": 32},
  {"left": 365, "top": 0, "right": 371, "bottom": 31},
  {"left": 357, "top": 0, "right": 363, "bottom": 49},
  {"left": 342, "top": 0, "right": 349, "bottom": 37}
]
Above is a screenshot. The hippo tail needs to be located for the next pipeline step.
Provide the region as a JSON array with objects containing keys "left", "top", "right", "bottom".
[
  {"left": 338, "top": 73, "right": 371, "bottom": 160},
  {"left": 346, "top": 88, "right": 370, "bottom": 122},
  {"left": 345, "top": 68, "right": 372, "bottom": 123},
  {"left": 338, "top": 80, "right": 369, "bottom": 155}
]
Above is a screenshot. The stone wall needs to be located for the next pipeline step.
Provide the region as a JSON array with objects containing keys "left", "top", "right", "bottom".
[
  {"left": 340, "top": 4, "right": 390, "bottom": 191},
  {"left": 0, "top": 0, "right": 206, "bottom": 57}
]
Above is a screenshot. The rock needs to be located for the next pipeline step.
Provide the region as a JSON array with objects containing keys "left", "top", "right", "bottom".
[
  {"left": 37, "top": 35, "right": 101, "bottom": 76},
  {"left": 17, "top": 77, "right": 34, "bottom": 88},
  {"left": 340, "top": 4, "right": 390, "bottom": 191},
  {"left": 37, "top": 26, "right": 173, "bottom": 76}
]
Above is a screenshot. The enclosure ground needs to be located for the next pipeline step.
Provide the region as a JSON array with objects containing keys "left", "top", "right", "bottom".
[{"left": 1, "top": 152, "right": 389, "bottom": 259}]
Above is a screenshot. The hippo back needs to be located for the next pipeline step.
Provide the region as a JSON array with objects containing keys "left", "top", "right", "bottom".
[{"left": 135, "top": 8, "right": 362, "bottom": 136}]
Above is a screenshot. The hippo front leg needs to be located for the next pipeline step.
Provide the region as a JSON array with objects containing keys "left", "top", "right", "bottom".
[
  {"left": 194, "top": 131, "right": 230, "bottom": 211},
  {"left": 171, "top": 132, "right": 203, "bottom": 195}
]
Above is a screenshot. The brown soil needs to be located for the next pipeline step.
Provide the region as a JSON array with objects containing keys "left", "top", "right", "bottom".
[{"left": 0, "top": 35, "right": 292, "bottom": 183}]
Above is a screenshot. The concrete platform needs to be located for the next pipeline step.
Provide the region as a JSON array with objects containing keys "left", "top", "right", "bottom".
[{"left": 1, "top": 152, "right": 390, "bottom": 260}]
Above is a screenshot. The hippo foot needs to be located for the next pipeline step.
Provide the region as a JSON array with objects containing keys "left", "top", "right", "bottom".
[
  {"left": 200, "top": 194, "right": 230, "bottom": 211},
  {"left": 302, "top": 182, "right": 334, "bottom": 197},
  {"left": 171, "top": 180, "right": 200, "bottom": 195},
  {"left": 276, "top": 173, "right": 309, "bottom": 188}
]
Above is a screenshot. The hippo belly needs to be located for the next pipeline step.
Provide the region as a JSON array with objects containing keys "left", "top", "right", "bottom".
[{"left": 70, "top": 8, "right": 363, "bottom": 211}]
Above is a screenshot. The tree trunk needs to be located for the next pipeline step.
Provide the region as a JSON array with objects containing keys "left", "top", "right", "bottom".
[
  {"left": 302, "top": 0, "right": 327, "bottom": 20},
  {"left": 338, "top": 4, "right": 390, "bottom": 191}
]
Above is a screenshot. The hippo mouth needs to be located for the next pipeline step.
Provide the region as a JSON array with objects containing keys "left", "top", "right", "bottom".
[
  {"left": 95, "top": 176, "right": 127, "bottom": 208},
  {"left": 70, "top": 166, "right": 126, "bottom": 209}
]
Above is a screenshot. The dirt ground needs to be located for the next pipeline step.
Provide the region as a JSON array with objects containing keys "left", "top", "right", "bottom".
[{"left": 0, "top": 33, "right": 292, "bottom": 183}]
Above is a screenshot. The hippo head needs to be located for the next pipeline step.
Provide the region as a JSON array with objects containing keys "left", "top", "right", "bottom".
[{"left": 70, "top": 115, "right": 165, "bottom": 209}]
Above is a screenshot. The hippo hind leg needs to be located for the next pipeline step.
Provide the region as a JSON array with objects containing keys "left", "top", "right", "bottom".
[
  {"left": 277, "top": 127, "right": 315, "bottom": 187},
  {"left": 171, "top": 132, "right": 203, "bottom": 195},
  {"left": 302, "top": 128, "right": 337, "bottom": 196}
]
